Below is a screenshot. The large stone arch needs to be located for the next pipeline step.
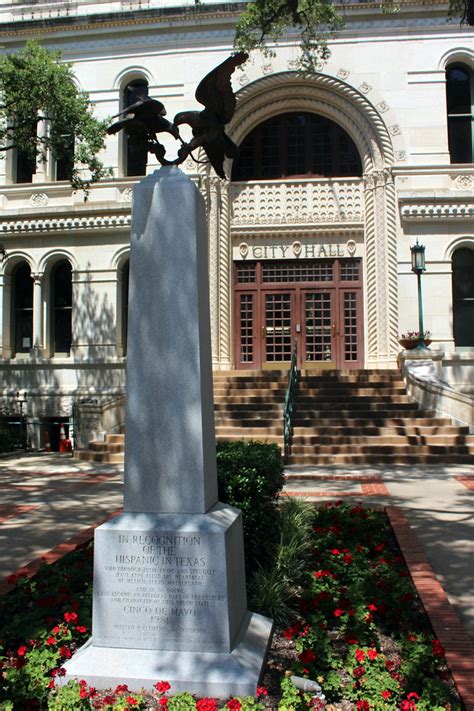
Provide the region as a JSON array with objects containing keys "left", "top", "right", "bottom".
[{"left": 207, "top": 71, "right": 399, "bottom": 369}]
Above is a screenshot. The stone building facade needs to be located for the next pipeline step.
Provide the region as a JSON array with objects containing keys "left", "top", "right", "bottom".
[{"left": 0, "top": 0, "right": 472, "bottom": 447}]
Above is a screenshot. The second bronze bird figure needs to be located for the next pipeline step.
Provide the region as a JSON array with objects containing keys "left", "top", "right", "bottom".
[{"left": 174, "top": 52, "right": 248, "bottom": 179}]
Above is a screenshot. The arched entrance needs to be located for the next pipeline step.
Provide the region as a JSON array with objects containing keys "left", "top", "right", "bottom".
[{"left": 452, "top": 246, "right": 474, "bottom": 348}]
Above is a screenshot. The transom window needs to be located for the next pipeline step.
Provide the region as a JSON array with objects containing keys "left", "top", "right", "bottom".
[
  {"left": 232, "top": 112, "right": 362, "bottom": 181},
  {"left": 446, "top": 63, "right": 474, "bottom": 164}
]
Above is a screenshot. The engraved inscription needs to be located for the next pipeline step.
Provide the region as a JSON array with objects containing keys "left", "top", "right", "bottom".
[{"left": 93, "top": 529, "right": 228, "bottom": 652}]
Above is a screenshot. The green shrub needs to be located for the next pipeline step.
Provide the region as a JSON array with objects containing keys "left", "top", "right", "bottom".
[
  {"left": 0, "top": 425, "right": 26, "bottom": 453},
  {"left": 216, "top": 440, "right": 284, "bottom": 575}
]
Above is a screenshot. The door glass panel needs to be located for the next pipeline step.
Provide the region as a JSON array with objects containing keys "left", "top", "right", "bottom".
[
  {"left": 262, "top": 260, "right": 333, "bottom": 283},
  {"left": 239, "top": 294, "right": 254, "bottom": 363},
  {"left": 343, "top": 292, "right": 359, "bottom": 361},
  {"left": 305, "top": 292, "right": 333, "bottom": 362},
  {"left": 265, "top": 293, "right": 292, "bottom": 361}
]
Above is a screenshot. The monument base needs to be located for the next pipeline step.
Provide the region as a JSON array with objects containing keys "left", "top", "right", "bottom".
[{"left": 61, "top": 612, "right": 273, "bottom": 698}]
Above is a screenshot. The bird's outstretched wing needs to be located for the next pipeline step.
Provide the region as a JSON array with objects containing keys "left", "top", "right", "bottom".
[
  {"left": 195, "top": 52, "right": 248, "bottom": 123},
  {"left": 110, "top": 97, "right": 166, "bottom": 120}
]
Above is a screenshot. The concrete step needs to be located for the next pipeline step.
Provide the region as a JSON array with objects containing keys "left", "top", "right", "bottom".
[
  {"left": 215, "top": 425, "right": 283, "bottom": 436},
  {"left": 213, "top": 395, "right": 284, "bottom": 405},
  {"left": 292, "top": 410, "right": 436, "bottom": 423},
  {"left": 216, "top": 433, "right": 282, "bottom": 442},
  {"left": 74, "top": 450, "right": 125, "bottom": 464},
  {"left": 286, "top": 452, "right": 474, "bottom": 465},
  {"left": 291, "top": 423, "right": 463, "bottom": 435},
  {"left": 295, "top": 396, "right": 413, "bottom": 405},
  {"left": 291, "top": 434, "right": 474, "bottom": 446},
  {"left": 105, "top": 434, "right": 125, "bottom": 444},
  {"left": 289, "top": 442, "right": 474, "bottom": 455},
  {"left": 89, "top": 441, "right": 125, "bottom": 453}
]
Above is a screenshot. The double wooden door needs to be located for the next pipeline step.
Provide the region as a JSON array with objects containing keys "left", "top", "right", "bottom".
[{"left": 235, "top": 259, "right": 364, "bottom": 370}]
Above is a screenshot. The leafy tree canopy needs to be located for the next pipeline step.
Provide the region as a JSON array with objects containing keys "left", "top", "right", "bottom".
[
  {"left": 0, "top": 40, "right": 110, "bottom": 195},
  {"left": 235, "top": 0, "right": 474, "bottom": 71}
]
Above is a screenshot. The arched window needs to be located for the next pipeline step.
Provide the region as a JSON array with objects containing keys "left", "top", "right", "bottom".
[
  {"left": 51, "top": 260, "right": 72, "bottom": 355},
  {"left": 122, "top": 259, "right": 129, "bottom": 356},
  {"left": 446, "top": 63, "right": 474, "bottom": 164},
  {"left": 123, "top": 79, "right": 149, "bottom": 176},
  {"left": 232, "top": 112, "right": 362, "bottom": 181},
  {"left": 452, "top": 246, "right": 474, "bottom": 347},
  {"left": 12, "top": 262, "right": 33, "bottom": 355}
]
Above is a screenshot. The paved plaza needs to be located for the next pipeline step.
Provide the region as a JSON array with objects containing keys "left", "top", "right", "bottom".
[{"left": 0, "top": 453, "right": 472, "bottom": 642}]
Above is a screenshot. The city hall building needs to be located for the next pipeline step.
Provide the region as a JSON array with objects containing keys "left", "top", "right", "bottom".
[{"left": 0, "top": 0, "right": 473, "bottom": 447}]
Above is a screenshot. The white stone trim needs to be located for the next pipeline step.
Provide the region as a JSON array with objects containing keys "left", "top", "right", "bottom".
[{"left": 0, "top": 214, "right": 132, "bottom": 235}]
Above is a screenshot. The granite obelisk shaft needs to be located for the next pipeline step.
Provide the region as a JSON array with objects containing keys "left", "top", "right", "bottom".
[{"left": 124, "top": 166, "right": 218, "bottom": 514}]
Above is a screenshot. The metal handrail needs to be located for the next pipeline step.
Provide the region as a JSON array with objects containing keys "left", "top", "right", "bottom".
[{"left": 284, "top": 338, "right": 298, "bottom": 462}]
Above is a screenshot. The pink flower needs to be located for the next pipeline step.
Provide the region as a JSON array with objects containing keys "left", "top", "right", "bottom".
[{"left": 155, "top": 680, "right": 171, "bottom": 694}]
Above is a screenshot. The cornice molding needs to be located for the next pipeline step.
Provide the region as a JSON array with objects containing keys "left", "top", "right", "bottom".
[
  {"left": 0, "top": 213, "right": 132, "bottom": 234},
  {"left": 231, "top": 224, "right": 364, "bottom": 238},
  {"left": 400, "top": 203, "right": 474, "bottom": 221}
]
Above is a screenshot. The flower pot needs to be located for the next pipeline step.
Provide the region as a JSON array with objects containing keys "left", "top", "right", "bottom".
[{"left": 399, "top": 338, "right": 432, "bottom": 350}]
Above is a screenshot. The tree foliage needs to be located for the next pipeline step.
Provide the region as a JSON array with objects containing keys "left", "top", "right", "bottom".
[
  {"left": 235, "top": 0, "right": 474, "bottom": 71},
  {"left": 0, "top": 41, "right": 110, "bottom": 195}
]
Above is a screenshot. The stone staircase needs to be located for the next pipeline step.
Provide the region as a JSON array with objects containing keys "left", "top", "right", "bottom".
[
  {"left": 74, "top": 371, "right": 287, "bottom": 463},
  {"left": 75, "top": 369, "right": 474, "bottom": 466},
  {"left": 287, "top": 370, "right": 474, "bottom": 466}
]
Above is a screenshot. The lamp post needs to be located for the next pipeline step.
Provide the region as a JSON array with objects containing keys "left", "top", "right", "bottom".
[
  {"left": 16, "top": 390, "right": 28, "bottom": 449},
  {"left": 410, "top": 239, "right": 429, "bottom": 349}
]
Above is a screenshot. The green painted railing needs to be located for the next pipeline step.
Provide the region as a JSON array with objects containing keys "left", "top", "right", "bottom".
[{"left": 284, "top": 338, "right": 298, "bottom": 462}]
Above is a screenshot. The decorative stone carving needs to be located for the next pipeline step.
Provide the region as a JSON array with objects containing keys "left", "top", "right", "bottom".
[
  {"left": 287, "top": 60, "right": 299, "bottom": 70},
  {"left": 455, "top": 175, "right": 473, "bottom": 190},
  {"left": 292, "top": 241, "right": 302, "bottom": 257},
  {"left": 389, "top": 124, "right": 401, "bottom": 136},
  {"left": 337, "top": 69, "right": 350, "bottom": 80},
  {"left": 359, "top": 82, "right": 372, "bottom": 94},
  {"left": 377, "top": 101, "right": 389, "bottom": 113},
  {"left": 237, "top": 74, "right": 249, "bottom": 86},
  {"left": 395, "top": 151, "right": 407, "bottom": 161},
  {"left": 239, "top": 242, "right": 249, "bottom": 258},
  {"left": 0, "top": 214, "right": 131, "bottom": 234},
  {"left": 262, "top": 64, "right": 273, "bottom": 75},
  {"left": 346, "top": 239, "right": 356, "bottom": 256},
  {"left": 231, "top": 179, "right": 364, "bottom": 227},
  {"left": 400, "top": 203, "right": 474, "bottom": 220},
  {"left": 30, "top": 192, "right": 48, "bottom": 207},
  {"left": 122, "top": 187, "right": 133, "bottom": 202}
]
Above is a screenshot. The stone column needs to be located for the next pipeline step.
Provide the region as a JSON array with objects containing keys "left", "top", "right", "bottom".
[
  {"left": 363, "top": 169, "right": 399, "bottom": 368},
  {"left": 31, "top": 272, "right": 43, "bottom": 353}
]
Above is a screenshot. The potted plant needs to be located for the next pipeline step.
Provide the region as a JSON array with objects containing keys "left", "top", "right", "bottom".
[{"left": 398, "top": 330, "right": 432, "bottom": 349}]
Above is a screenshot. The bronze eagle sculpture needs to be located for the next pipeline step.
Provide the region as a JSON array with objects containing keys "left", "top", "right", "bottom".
[
  {"left": 106, "top": 52, "right": 248, "bottom": 178},
  {"left": 174, "top": 51, "right": 248, "bottom": 178}
]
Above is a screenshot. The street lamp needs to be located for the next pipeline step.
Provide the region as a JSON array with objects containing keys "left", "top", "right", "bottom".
[
  {"left": 410, "top": 239, "right": 429, "bottom": 349},
  {"left": 16, "top": 390, "right": 28, "bottom": 450}
]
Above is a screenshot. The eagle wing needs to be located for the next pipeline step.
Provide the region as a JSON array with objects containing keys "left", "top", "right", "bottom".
[
  {"left": 195, "top": 52, "right": 248, "bottom": 123},
  {"left": 110, "top": 97, "right": 166, "bottom": 120}
]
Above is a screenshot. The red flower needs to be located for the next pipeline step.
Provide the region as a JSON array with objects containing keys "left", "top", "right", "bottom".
[
  {"left": 407, "top": 634, "right": 418, "bottom": 642},
  {"left": 367, "top": 603, "right": 377, "bottom": 612},
  {"left": 330, "top": 548, "right": 341, "bottom": 555},
  {"left": 155, "top": 680, "right": 171, "bottom": 694},
  {"left": 52, "top": 625, "right": 61, "bottom": 635},
  {"left": 313, "top": 570, "right": 331, "bottom": 578},
  {"left": 196, "top": 698, "right": 218, "bottom": 711},
  {"left": 381, "top": 690, "right": 391, "bottom": 699},
  {"left": 115, "top": 684, "right": 129, "bottom": 694},
  {"left": 159, "top": 699, "right": 169, "bottom": 708},
  {"left": 333, "top": 608, "right": 344, "bottom": 617},
  {"left": 256, "top": 686, "right": 268, "bottom": 697},
  {"left": 63, "top": 611, "right": 78, "bottom": 623},
  {"left": 76, "top": 625, "right": 87, "bottom": 633},
  {"left": 367, "top": 649, "right": 378, "bottom": 660},
  {"left": 432, "top": 639, "right": 445, "bottom": 657},
  {"left": 353, "top": 666, "right": 365, "bottom": 678},
  {"left": 103, "top": 696, "right": 116, "bottom": 705},
  {"left": 356, "top": 702, "right": 370, "bottom": 711},
  {"left": 355, "top": 649, "right": 365, "bottom": 662},
  {"left": 45, "top": 636, "right": 56, "bottom": 646},
  {"left": 7, "top": 573, "right": 18, "bottom": 585},
  {"left": 226, "top": 701, "right": 242, "bottom": 711},
  {"left": 17, "top": 646, "right": 27, "bottom": 657},
  {"left": 343, "top": 554, "right": 353, "bottom": 564},
  {"left": 298, "top": 649, "right": 316, "bottom": 664},
  {"left": 59, "top": 646, "right": 72, "bottom": 659},
  {"left": 126, "top": 697, "right": 138, "bottom": 706},
  {"left": 345, "top": 635, "right": 359, "bottom": 645}
]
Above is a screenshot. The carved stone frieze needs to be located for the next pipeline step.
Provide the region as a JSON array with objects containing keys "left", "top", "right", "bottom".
[
  {"left": 231, "top": 179, "right": 364, "bottom": 227},
  {"left": 30, "top": 192, "right": 48, "bottom": 207},
  {"left": 400, "top": 203, "right": 474, "bottom": 220},
  {"left": 455, "top": 175, "right": 473, "bottom": 190}
]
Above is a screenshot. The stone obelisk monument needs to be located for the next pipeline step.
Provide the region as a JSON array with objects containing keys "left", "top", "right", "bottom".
[{"left": 62, "top": 167, "right": 273, "bottom": 696}]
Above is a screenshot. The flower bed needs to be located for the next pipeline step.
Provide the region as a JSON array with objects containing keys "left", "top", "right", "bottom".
[{"left": 0, "top": 502, "right": 462, "bottom": 710}]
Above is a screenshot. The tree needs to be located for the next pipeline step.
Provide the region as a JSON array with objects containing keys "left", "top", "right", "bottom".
[
  {"left": 0, "top": 41, "right": 110, "bottom": 196},
  {"left": 235, "top": 0, "right": 474, "bottom": 71}
]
